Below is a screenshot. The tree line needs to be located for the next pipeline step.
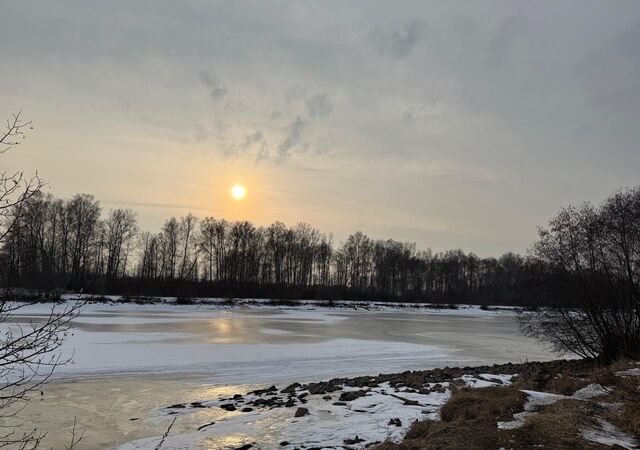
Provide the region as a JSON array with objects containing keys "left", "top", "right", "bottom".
[{"left": 0, "top": 192, "right": 551, "bottom": 305}]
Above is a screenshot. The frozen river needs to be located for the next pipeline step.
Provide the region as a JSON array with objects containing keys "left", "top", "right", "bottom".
[{"left": 8, "top": 301, "right": 556, "bottom": 449}]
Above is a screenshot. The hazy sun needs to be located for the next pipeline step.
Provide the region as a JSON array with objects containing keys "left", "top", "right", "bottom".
[{"left": 231, "top": 184, "right": 247, "bottom": 200}]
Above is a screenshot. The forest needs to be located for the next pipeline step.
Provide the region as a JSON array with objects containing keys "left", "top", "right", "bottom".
[{"left": 0, "top": 192, "right": 556, "bottom": 305}]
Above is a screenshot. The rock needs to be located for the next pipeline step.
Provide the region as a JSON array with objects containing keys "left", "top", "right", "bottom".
[
  {"left": 235, "top": 445, "right": 252, "bottom": 450},
  {"left": 251, "top": 385, "right": 277, "bottom": 396},
  {"left": 332, "top": 401, "right": 347, "bottom": 406},
  {"left": 343, "top": 436, "right": 365, "bottom": 445},
  {"left": 167, "top": 403, "right": 185, "bottom": 409},
  {"left": 220, "top": 403, "right": 236, "bottom": 411},
  {"left": 281, "top": 383, "right": 301, "bottom": 394},
  {"left": 403, "top": 399, "right": 420, "bottom": 406},
  {"left": 284, "top": 399, "right": 296, "bottom": 408},
  {"left": 241, "top": 407, "right": 254, "bottom": 412},
  {"left": 307, "top": 383, "right": 328, "bottom": 395},
  {"left": 339, "top": 390, "right": 367, "bottom": 402},
  {"left": 388, "top": 418, "right": 402, "bottom": 427},
  {"left": 294, "top": 407, "right": 309, "bottom": 417},
  {"left": 279, "top": 442, "right": 289, "bottom": 447},
  {"left": 233, "top": 394, "right": 243, "bottom": 399},
  {"left": 322, "top": 395, "right": 332, "bottom": 400},
  {"left": 190, "top": 402, "right": 206, "bottom": 408}
]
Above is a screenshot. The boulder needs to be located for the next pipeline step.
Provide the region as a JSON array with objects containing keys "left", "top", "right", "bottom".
[
  {"left": 388, "top": 418, "right": 402, "bottom": 427},
  {"left": 220, "top": 403, "right": 236, "bottom": 411},
  {"left": 339, "top": 390, "right": 367, "bottom": 402},
  {"left": 281, "top": 383, "right": 301, "bottom": 394}
]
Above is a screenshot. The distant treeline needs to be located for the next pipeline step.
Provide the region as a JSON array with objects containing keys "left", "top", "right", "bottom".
[{"left": 1, "top": 193, "right": 556, "bottom": 305}]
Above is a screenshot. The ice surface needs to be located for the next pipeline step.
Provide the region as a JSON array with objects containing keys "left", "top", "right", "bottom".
[
  {"left": 5, "top": 299, "right": 555, "bottom": 449},
  {"left": 5, "top": 300, "right": 554, "bottom": 385}
]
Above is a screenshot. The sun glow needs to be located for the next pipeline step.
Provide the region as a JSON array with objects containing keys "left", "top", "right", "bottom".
[{"left": 231, "top": 184, "right": 247, "bottom": 200}]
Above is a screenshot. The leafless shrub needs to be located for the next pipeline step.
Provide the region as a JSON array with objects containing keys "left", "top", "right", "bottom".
[{"left": 519, "top": 187, "right": 640, "bottom": 362}]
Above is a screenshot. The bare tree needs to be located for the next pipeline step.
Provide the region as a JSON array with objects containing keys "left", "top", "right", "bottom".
[
  {"left": 0, "top": 112, "right": 83, "bottom": 448},
  {"left": 519, "top": 187, "right": 640, "bottom": 362},
  {"left": 103, "top": 209, "right": 138, "bottom": 281},
  {"left": 0, "top": 113, "right": 43, "bottom": 244}
]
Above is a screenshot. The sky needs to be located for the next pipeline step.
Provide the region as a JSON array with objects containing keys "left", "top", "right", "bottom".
[{"left": 1, "top": 1, "right": 640, "bottom": 256}]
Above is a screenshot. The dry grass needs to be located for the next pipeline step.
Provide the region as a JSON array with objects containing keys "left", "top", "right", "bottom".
[
  {"left": 513, "top": 367, "right": 591, "bottom": 395},
  {"left": 596, "top": 366, "right": 640, "bottom": 440},
  {"left": 374, "top": 361, "right": 640, "bottom": 450},
  {"left": 374, "top": 419, "right": 502, "bottom": 450},
  {"left": 508, "top": 400, "right": 607, "bottom": 450},
  {"left": 373, "top": 387, "right": 527, "bottom": 450},
  {"left": 549, "top": 371, "right": 590, "bottom": 395},
  {"left": 439, "top": 387, "right": 527, "bottom": 422},
  {"left": 619, "top": 400, "right": 640, "bottom": 439}
]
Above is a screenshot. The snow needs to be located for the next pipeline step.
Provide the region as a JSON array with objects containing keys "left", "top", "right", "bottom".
[
  {"left": 498, "top": 384, "right": 610, "bottom": 430},
  {"left": 4, "top": 299, "right": 556, "bottom": 449},
  {"left": 498, "top": 390, "right": 567, "bottom": 430},
  {"left": 115, "top": 380, "right": 457, "bottom": 449},
  {"left": 582, "top": 418, "right": 638, "bottom": 449},
  {"left": 618, "top": 368, "right": 640, "bottom": 377},
  {"left": 461, "top": 373, "right": 516, "bottom": 388},
  {"left": 57, "top": 293, "right": 521, "bottom": 316},
  {"left": 572, "top": 383, "right": 609, "bottom": 400},
  {"left": 3, "top": 300, "right": 553, "bottom": 385}
]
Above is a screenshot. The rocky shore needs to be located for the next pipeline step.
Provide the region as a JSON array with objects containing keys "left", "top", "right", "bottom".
[{"left": 157, "top": 358, "right": 596, "bottom": 450}]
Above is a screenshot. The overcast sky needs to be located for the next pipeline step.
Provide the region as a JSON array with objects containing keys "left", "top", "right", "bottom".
[{"left": 2, "top": 1, "right": 639, "bottom": 255}]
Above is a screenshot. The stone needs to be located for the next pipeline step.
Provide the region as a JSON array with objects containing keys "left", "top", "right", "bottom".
[{"left": 339, "top": 390, "right": 367, "bottom": 402}]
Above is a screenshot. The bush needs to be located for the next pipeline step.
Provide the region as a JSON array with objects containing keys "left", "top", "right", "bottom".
[{"left": 519, "top": 187, "right": 640, "bottom": 362}]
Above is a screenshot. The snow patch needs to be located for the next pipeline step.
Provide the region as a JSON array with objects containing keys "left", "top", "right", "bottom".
[
  {"left": 572, "top": 383, "right": 609, "bottom": 400},
  {"left": 617, "top": 368, "right": 640, "bottom": 377},
  {"left": 461, "top": 373, "right": 515, "bottom": 388},
  {"left": 498, "top": 390, "right": 566, "bottom": 430},
  {"left": 582, "top": 418, "right": 638, "bottom": 449},
  {"left": 498, "top": 384, "right": 609, "bottom": 430}
]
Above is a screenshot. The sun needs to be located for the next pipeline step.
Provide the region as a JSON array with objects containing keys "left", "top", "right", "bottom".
[{"left": 230, "top": 184, "right": 247, "bottom": 200}]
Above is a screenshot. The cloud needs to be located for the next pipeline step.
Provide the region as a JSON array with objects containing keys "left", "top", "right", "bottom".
[
  {"left": 305, "top": 94, "right": 333, "bottom": 118},
  {"left": 486, "top": 15, "right": 526, "bottom": 66},
  {"left": 243, "top": 130, "right": 264, "bottom": 150},
  {"left": 577, "top": 19, "right": 640, "bottom": 115},
  {"left": 105, "top": 200, "right": 213, "bottom": 213},
  {"left": 285, "top": 84, "right": 308, "bottom": 104},
  {"left": 277, "top": 116, "right": 309, "bottom": 158},
  {"left": 371, "top": 21, "right": 425, "bottom": 59},
  {"left": 199, "top": 71, "right": 228, "bottom": 102},
  {"left": 224, "top": 129, "right": 267, "bottom": 157}
]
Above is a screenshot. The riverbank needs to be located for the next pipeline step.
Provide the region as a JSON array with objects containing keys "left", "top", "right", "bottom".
[
  {"left": 375, "top": 358, "right": 640, "bottom": 450},
  {"left": 117, "top": 358, "right": 640, "bottom": 450},
  {"left": 8, "top": 291, "right": 524, "bottom": 312}
]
